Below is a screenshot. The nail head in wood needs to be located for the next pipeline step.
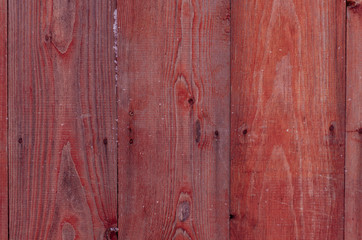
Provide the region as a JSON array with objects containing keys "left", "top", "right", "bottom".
[{"left": 188, "top": 98, "right": 194, "bottom": 105}]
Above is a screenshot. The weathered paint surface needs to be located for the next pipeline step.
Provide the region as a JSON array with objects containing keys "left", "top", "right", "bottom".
[
  {"left": 0, "top": 1, "right": 360, "bottom": 239},
  {"left": 117, "top": 0, "right": 230, "bottom": 239},
  {"left": 346, "top": 2, "right": 362, "bottom": 239},
  {"left": 0, "top": 0, "right": 7, "bottom": 238},
  {"left": 231, "top": 0, "right": 346, "bottom": 239},
  {"left": 8, "top": 1, "right": 117, "bottom": 239}
]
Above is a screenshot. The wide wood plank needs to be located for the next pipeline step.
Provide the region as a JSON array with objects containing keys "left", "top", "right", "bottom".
[
  {"left": 0, "top": 0, "right": 7, "bottom": 238},
  {"left": 8, "top": 1, "right": 117, "bottom": 239},
  {"left": 117, "top": 0, "right": 230, "bottom": 239},
  {"left": 346, "top": 1, "right": 362, "bottom": 239},
  {"left": 231, "top": 0, "right": 345, "bottom": 239}
]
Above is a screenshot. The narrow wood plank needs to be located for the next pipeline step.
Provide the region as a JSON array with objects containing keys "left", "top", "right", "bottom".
[
  {"left": 346, "top": 1, "right": 362, "bottom": 239},
  {"left": 231, "top": 0, "right": 346, "bottom": 239},
  {"left": 8, "top": 1, "right": 117, "bottom": 239},
  {"left": 0, "top": 0, "right": 7, "bottom": 238},
  {"left": 117, "top": 0, "right": 230, "bottom": 239}
]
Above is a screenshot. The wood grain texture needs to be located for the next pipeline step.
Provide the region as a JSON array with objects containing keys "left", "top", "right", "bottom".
[
  {"left": 0, "top": 0, "right": 7, "bottom": 238},
  {"left": 231, "top": 0, "right": 346, "bottom": 239},
  {"left": 346, "top": 2, "right": 362, "bottom": 239},
  {"left": 117, "top": 0, "right": 230, "bottom": 239},
  {"left": 8, "top": 0, "right": 117, "bottom": 239}
]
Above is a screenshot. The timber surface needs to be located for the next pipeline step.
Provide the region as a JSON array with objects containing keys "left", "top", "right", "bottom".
[
  {"left": 117, "top": 0, "right": 230, "bottom": 239},
  {"left": 0, "top": 0, "right": 7, "bottom": 238},
  {"left": 346, "top": 2, "right": 362, "bottom": 239},
  {"left": 0, "top": 0, "right": 360, "bottom": 240},
  {"left": 230, "top": 0, "right": 346, "bottom": 239},
  {"left": 8, "top": 0, "right": 117, "bottom": 239}
]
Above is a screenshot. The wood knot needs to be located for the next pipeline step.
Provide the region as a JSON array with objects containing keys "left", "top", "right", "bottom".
[
  {"left": 103, "top": 138, "right": 108, "bottom": 145},
  {"left": 177, "top": 201, "right": 191, "bottom": 222},
  {"left": 18, "top": 138, "right": 23, "bottom": 144},
  {"left": 175, "top": 74, "right": 199, "bottom": 110},
  {"left": 358, "top": 128, "right": 362, "bottom": 134}
]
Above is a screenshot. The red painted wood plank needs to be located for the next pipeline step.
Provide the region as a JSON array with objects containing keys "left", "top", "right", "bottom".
[
  {"left": 346, "top": 1, "right": 362, "bottom": 239},
  {"left": 8, "top": 1, "right": 117, "bottom": 239},
  {"left": 117, "top": 0, "right": 230, "bottom": 239},
  {"left": 0, "top": 0, "right": 7, "bottom": 238},
  {"left": 231, "top": 0, "right": 346, "bottom": 239}
]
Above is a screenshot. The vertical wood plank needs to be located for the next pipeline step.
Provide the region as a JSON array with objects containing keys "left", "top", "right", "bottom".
[
  {"left": 8, "top": 1, "right": 118, "bottom": 239},
  {"left": 117, "top": 0, "right": 230, "bottom": 239},
  {"left": 346, "top": 1, "right": 362, "bottom": 239},
  {"left": 231, "top": 0, "right": 346, "bottom": 239},
  {"left": 0, "top": 0, "right": 7, "bottom": 238}
]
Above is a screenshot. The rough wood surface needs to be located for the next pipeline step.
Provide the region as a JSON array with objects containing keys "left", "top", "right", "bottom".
[
  {"left": 346, "top": 2, "right": 362, "bottom": 239},
  {"left": 117, "top": 0, "right": 230, "bottom": 239},
  {"left": 8, "top": 1, "right": 117, "bottom": 239},
  {"left": 0, "top": 0, "right": 7, "bottom": 238},
  {"left": 230, "top": 0, "right": 346, "bottom": 239}
]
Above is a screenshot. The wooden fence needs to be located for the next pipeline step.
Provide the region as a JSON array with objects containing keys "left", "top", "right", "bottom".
[{"left": 0, "top": 0, "right": 360, "bottom": 239}]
